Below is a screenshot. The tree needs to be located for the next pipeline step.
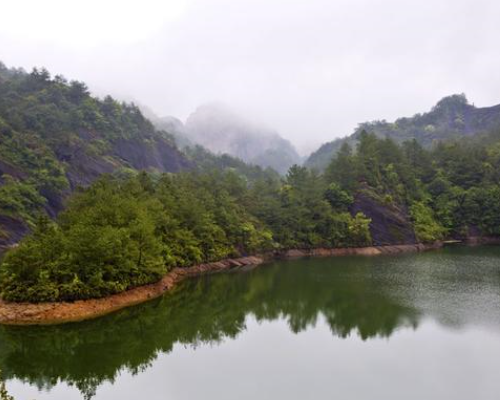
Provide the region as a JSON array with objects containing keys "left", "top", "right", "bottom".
[
  {"left": 324, "top": 142, "right": 357, "bottom": 191},
  {"left": 324, "top": 183, "right": 353, "bottom": 211}
]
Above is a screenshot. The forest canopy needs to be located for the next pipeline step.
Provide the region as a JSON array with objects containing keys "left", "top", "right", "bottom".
[{"left": 0, "top": 167, "right": 371, "bottom": 302}]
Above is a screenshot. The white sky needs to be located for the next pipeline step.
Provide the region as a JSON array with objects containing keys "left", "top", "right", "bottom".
[{"left": 1, "top": 0, "right": 500, "bottom": 154}]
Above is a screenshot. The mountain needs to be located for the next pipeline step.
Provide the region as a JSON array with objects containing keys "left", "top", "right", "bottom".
[
  {"left": 0, "top": 62, "right": 191, "bottom": 251},
  {"left": 183, "top": 103, "right": 301, "bottom": 174},
  {"left": 138, "top": 105, "right": 193, "bottom": 149},
  {"left": 306, "top": 94, "right": 500, "bottom": 170},
  {"left": 155, "top": 115, "right": 192, "bottom": 148},
  {"left": 140, "top": 107, "right": 280, "bottom": 180}
]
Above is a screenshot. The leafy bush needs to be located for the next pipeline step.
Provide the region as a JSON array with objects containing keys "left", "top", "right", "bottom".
[{"left": 410, "top": 202, "right": 446, "bottom": 243}]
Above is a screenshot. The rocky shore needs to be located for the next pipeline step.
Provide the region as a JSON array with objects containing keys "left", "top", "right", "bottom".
[{"left": 0, "top": 243, "right": 442, "bottom": 326}]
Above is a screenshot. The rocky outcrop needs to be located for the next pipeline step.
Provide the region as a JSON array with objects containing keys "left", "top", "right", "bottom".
[
  {"left": 465, "top": 236, "right": 500, "bottom": 246},
  {"left": 61, "top": 135, "right": 191, "bottom": 189},
  {"left": 0, "top": 215, "right": 28, "bottom": 253},
  {"left": 0, "top": 133, "right": 193, "bottom": 252},
  {"left": 0, "top": 244, "right": 443, "bottom": 326},
  {"left": 111, "top": 137, "right": 190, "bottom": 173},
  {"left": 351, "top": 190, "right": 417, "bottom": 246},
  {"left": 279, "top": 243, "right": 440, "bottom": 258}
]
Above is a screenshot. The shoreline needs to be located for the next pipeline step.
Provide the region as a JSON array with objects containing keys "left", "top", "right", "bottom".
[{"left": 0, "top": 241, "right": 463, "bottom": 326}]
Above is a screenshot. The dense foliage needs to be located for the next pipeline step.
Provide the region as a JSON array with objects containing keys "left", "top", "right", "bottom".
[
  {"left": 0, "top": 167, "right": 372, "bottom": 302},
  {"left": 324, "top": 129, "right": 500, "bottom": 242},
  {"left": 183, "top": 144, "right": 280, "bottom": 182},
  {"left": 0, "top": 62, "right": 187, "bottom": 240}
]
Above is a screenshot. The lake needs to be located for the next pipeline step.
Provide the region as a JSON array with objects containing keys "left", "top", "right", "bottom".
[{"left": 2, "top": 246, "right": 500, "bottom": 400}]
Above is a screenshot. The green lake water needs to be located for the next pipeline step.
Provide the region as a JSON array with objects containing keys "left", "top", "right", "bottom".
[{"left": 3, "top": 246, "right": 500, "bottom": 400}]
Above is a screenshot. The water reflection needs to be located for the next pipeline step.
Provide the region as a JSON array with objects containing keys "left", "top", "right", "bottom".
[{"left": 0, "top": 246, "right": 499, "bottom": 399}]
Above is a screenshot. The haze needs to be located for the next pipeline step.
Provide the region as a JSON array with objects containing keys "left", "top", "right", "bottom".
[{"left": 1, "top": 0, "right": 499, "bottom": 154}]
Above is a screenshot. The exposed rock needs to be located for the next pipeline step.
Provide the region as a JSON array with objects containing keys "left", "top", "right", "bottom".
[
  {"left": 111, "top": 137, "right": 190, "bottom": 172},
  {"left": 351, "top": 190, "right": 417, "bottom": 246},
  {"left": 0, "top": 215, "right": 29, "bottom": 253},
  {"left": 465, "top": 236, "right": 500, "bottom": 246},
  {"left": 0, "top": 132, "right": 193, "bottom": 252},
  {"left": 284, "top": 249, "right": 308, "bottom": 258}
]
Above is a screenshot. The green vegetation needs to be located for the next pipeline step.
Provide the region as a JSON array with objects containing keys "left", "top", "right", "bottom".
[
  {"left": 0, "top": 255, "right": 422, "bottom": 399},
  {"left": 0, "top": 167, "right": 372, "bottom": 302},
  {"left": 323, "top": 129, "right": 500, "bottom": 242},
  {"left": 306, "top": 94, "right": 500, "bottom": 170},
  {"left": 183, "top": 144, "right": 280, "bottom": 182},
  {"left": 0, "top": 62, "right": 188, "bottom": 240},
  {"left": 3, "top": 110, "right": 500, "bottom": 303},
  {"left": 410, "top": 202, "right": 446, "bottom": 243},
  {"left": 2, "top": 62, "right": 500, "bottom": 304}
]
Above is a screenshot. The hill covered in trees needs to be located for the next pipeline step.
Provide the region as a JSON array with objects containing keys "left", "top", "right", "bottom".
[
  {"left": 0, "top": 168, "right": 372, "bottom": 302},
  {"left": 1, "top": 61, "right": 500, "bottom": 304},
  {"left": 3, "top": 125, "right": 500, "bottom": 303},
  {"left": 0, "top": 62, "right": 194, "bottom": 251},
  {"left": 306, "top": 94, "right": 500, "bottom": 170},
  {"left": 0, "top": 63, "right": 296, "bottom": 254}
]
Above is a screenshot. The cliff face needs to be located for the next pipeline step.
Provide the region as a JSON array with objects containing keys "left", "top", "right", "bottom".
[
  {"left": 0, "top": 134, "right": 192, "bottom": 252},
  {"left": 61, "top": 135, "right": 191, "bottom": 189},
  {"left": 351, "top": 191, "right": 417, "bottom": 246}
]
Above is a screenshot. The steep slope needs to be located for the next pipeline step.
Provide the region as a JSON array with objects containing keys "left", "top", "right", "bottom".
[
  {"left": 184, "top": 103, "right": 301, "bottom": 174},
  {"left": 351, "top": 188, "right": 417, "bottom": 246},
  {"left": 306, "top": 94, "right": 500, "bottom": 170},
  {"left": 0, "top": 63, "right": 191, "bottom": 250},
  {"left": 140, "top": 106, "right": 193, "bottom": 149}
]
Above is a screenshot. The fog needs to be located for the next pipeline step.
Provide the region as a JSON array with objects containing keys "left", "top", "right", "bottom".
[{"left": 1, "top": 0, "right": 500, "bottom": 154}]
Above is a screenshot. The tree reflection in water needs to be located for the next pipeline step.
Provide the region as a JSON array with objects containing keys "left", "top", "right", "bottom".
[{"left": 0, "top": 256, "right": 420, "bottom": 399}]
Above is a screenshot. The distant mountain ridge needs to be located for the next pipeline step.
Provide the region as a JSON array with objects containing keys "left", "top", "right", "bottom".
[
  {"left": 182, "top": 103, "right": 301, "bottom": 174},
  {"left": 306, "top": 94, "right": 500, "bottom": 170}
]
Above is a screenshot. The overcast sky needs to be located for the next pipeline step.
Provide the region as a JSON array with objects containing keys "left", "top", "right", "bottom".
[{"left": 1, "top": 0, "right": 500, "bottom": 154}]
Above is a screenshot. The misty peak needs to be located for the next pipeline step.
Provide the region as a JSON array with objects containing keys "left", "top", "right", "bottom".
[{"left": 184, "top": 103, "right": 300, "bottom": 174}]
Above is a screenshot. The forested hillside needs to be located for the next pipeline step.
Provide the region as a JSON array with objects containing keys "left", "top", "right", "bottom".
[
  {"left": 0, "top": 62, "right": 191, "bottom": 251},
  {"left": 307, "top": 94, "right": 500, "bottom": 170},
  {"left": 325, "top": 130, "right": 500, "bottom": 243},
  {"left": 0, "top": 168, "right": 372, "bottom": 302},
  {"left": 1, "top": 62, "right": 500, "bottom": 304},
  {"left": 3, "top": 126, "right": 500, "bottom": 303}
]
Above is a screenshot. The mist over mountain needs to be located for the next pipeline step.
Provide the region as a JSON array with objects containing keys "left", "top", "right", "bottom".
[
  {"left": 306, "top": 94, "right": 500, "bottom": 170},
  {"left": 183, "top": 103, "right": 301, "bottom": 174}
]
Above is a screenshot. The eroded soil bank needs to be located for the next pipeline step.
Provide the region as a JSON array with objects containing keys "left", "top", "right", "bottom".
[{"left": 0, "top": 243, "right": 443, "bottom": 326}]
